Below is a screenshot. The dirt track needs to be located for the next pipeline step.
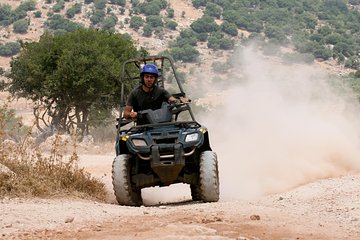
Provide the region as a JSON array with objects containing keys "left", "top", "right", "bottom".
[{"left": 1, "top": 153, "right": 359, "bottom": 240}]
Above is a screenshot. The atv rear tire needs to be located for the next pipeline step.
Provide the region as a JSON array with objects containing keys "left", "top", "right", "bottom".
[
  {"left": 199, "top": 151, "right": 219, "bottom": 202},
  {"left": 112, "top": 154, "right": 142, "bottom": 206}
]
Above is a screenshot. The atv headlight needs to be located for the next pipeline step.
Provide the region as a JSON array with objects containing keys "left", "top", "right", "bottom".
[
  {"left": 132, "top": 138, "right": 147, "bottom": 147},
  {"left": 185, "top": 133, "right": 199, "bottom": 142}
]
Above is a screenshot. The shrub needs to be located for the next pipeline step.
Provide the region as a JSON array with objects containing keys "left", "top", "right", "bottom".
[
  {"left": 13, "top": 19, "right": 29, "bottom": 33},
  {"left": 143, "top": 24, "right": 153, "bottom": 37},
  {"left": 0, "top": 42, "right": 21, "bottom": 57},
  {"left": 94, "top": 0, "right": 107, "bottom": 10},
  {"left": 34, "top": 11, "right": 42, "bottom": 18},
  {"left": 110, "top": 0, "right": 126, "bottom": 6},
  {"left": 129, "top": 16, "right": 143, "bottom": 29},
  {"left": 53, "top": 0, "right": 65, "bottom": 13},
  {"left": 102, "top": 15, "right": 117, "bottom": 31},
  {"left": 45, "top": 14, "right": 82, "bottom": 32},
  {"left": 146, "top": 15, "right": 163, "bottom": 28},
  {"left": 166, "top": 20, "right": 177, "bottom": 30},
  {"left": 167, "top": 8, "right": 174, "bottom": 18},
  {"left": 90, "top": 9, "right": 105, "bottom": 25}
]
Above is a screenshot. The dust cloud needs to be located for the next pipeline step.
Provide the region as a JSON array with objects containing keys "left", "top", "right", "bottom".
[{"left": 197, "top": 47, "right": 360, "bottom": 200}]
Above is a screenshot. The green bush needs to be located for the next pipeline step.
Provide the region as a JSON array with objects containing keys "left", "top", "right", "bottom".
[
  {"left": 16, "top": 0, "right": 36, "bottom": 12},
  {"left": 167, "top": 8, "right": 174, "bottom": 18},
  {"left": 110, "top": 0, "right": 126, "bottom": 6},
  {"left": 90, "top": 9, "right": 105, "bottom": 25},
  {"left": 0, "top": 42, "right": 21, "bottom": 57},
  {"left": 34, "top": 11, "right": 42, "bottom": 18},
  {"left": 102, "top": 15, "right": 117, "bottom": 31},
  {"left": 191, "top": 15, "right": 219, "bottom": 33},
  {"left": 66, "top": 3, "right": 82, "bottom": 19},
  {"left": 146, "top": 15, "right": 163, "bottom": 28},
  {"left": 129, "top": 16, "right": 143, "bottom": 29},
  {"left": 166, "top": 20, "right": 177, "bottom": 30},
  {"left": 221, "top": 21, "right": 238, "bottom": 36},
  {"left": 13, "top": 19, "right": 29, "bottom": 33},
  {"left": 53, "top": 0, "right": 65, "bottom": 13},
  {"left": 170, "top": 44, "right": 199, "bottom": 62},
  {"left": 45, "top": 14, "right": 82, "bottom": 32},
  {"left": 143, "top": 24, "right": 153, "bottom": 37},
  {"left": 94, "top": 0, "right": 107, "bottom": 9},
  {"left": 205, "top": 3, "right": 222, "bottom": 19}
]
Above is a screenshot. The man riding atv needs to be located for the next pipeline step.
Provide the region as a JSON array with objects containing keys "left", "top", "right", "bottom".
[{"left": 113, "top": 56, "right": 219, "bottom": 206}]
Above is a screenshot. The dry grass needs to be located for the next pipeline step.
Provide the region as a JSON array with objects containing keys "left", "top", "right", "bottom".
[{"left": 0, "top": 103, "right": 107, "bottom": 201}]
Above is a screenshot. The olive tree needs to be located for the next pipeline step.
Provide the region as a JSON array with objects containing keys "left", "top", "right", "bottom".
[{"left": 6, "top": 28, "right": 140, "bottom": 137}]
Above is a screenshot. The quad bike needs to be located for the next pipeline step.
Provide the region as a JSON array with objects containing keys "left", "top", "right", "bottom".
[{"left": 112, "top": 56, "right": 219, "bottom": 206}]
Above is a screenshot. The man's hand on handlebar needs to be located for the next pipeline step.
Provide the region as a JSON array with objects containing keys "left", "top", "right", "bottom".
[
  {"left": 129, "top": 112, "right": 137, "bottom": 119},
  {"left": 169, "top": 96, "right": 191, "bottom": 104}
]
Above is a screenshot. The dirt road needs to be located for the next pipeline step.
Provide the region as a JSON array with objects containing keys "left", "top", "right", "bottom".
[{"left": 1, "top": 153, "right": 359, "bottom": 240}]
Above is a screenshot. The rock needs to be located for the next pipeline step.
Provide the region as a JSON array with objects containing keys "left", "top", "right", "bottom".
[
  {"left": 65, "top": 217, "right": 74, "bottom": 223},
  {"left": 250, "top": 215, "right": 260, "bottom": 220}
]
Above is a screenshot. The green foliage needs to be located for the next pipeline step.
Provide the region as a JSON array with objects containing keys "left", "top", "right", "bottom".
[
  {"left": 0, "top": 2, "right": 31, "bottom": 27},
  {"left": 345, "top": 57, "right": 360, "bottom": 70},
  {"left": 7, "top": 28, "right": 140, "bottom": 135},
  {"left": 102, "top": 15, "right": 117, "bottom": 31},
  {"left": 66, "top": 3, "right": 82, "bottom": 19},
  {"left": 139, "top": 0, "right": 167, "bottom": 16},
  {"left": 208, "top": 32, "right": 234, "bottom": 50},
  {"left": 205, "top": 3, "right": 222, "bottom": 19},
  {"left": 0, "top": 42, "right": 20, "bottom": 57},
  {"left": 221, "top": 21, "right": 238, "bottom": 36},
  {"left": 130, "top": 16, "right": 143, "bottom": 29},
  {"left": 34, "top": 11, "right": 42, "bottom": 18},
  {"left": 192, "top": 0, "right": 207, "bottom": 8},
  {"left": 146, "top": 15, "right": 163, "bottom": 28},
  {"left": 45, "top": 14, "right": 82, "bottom": 32},
  {"left": 190, "top": 15, "right": 219, "bottom": 33},
  {"left": 197, "top": 32, "right": 208, "bottom": 42},
  {"left": 53, "top": 0, "right": 65, "bottom": 13},
  {"left": 13, "top": 19, "right": 29, "bottom": 34},
  {"left": 94, "top": 0, "right": 107, "bottom": 9},
  {"left": 143, "top": 24, "right": 153, "bottom": 37},
  {"left": 0, "top": 4, "right": 14, "bottom": 26},
  {"left": 170, "top": 44, "right": 199, "bottom": 62},
  {"left": 17, "top": 0, "right": 36, "bottom": 12},
  {"left": 90, "top": 9, "right": 105, "bottom": 25},
  {"left": 110, "top": 0, "right": 126, "bottom": 6},
  {"left": 172, "top": 29, "right": 198, "bottom": 47},
  {"left": 166, "top": 20, "right": 177, "bottom": 30},
  {"left": 167, "top": 8, "right": 174, "bottom": 18},
  {"left": 313, "top": 45, "right": 333, "bottom": 60}
]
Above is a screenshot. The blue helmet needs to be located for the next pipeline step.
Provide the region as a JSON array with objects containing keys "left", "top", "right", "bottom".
[{"left": 141, "top": 63, "right": 158, "bottom": 77}]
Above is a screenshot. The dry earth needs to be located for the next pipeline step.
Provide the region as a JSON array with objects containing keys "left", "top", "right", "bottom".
[{"left": 1, "top": 150, "right": 360, "bottom": 240}]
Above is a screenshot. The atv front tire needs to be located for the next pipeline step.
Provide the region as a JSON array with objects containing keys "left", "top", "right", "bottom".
[
  {"left": 112, "top": 154, "right": 142, "bottom": 206},
  {"left": 190, "top": 184, "right": 202, "bottom": 201},
  {"left": 199, "top": 151, "right": 219, "bottom": 202}
]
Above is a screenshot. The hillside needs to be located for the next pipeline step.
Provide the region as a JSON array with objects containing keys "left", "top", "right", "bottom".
[{"left": 0, "top": 0, "right": 359, "bottom": 76}]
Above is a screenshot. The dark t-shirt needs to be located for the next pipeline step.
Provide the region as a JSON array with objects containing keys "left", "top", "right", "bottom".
[{"left": 127, "top": 85, "right": 171, "bottom": 112}]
